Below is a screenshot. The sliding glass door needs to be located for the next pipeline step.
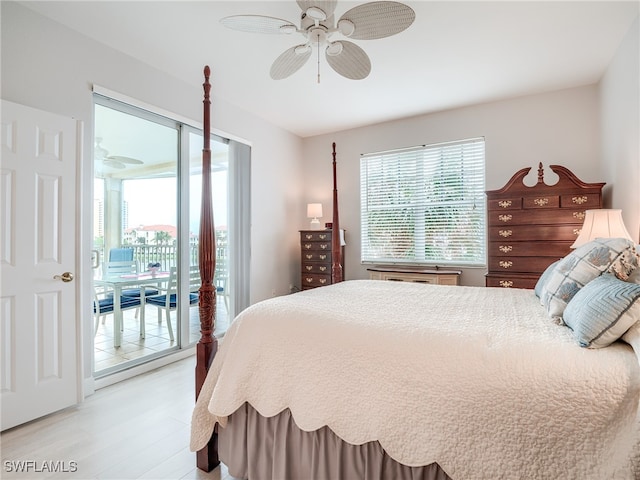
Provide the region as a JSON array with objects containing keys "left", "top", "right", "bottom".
[
  {"left": 93, "top": 97, "right": 180, "bottom": 376},
  {"left": 92, "top": 93, "right": 247, "bottom": 378}
]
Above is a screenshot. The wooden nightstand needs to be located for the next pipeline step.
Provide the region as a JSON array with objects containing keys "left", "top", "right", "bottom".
[{"left": 367, "top": 266, "right": 461, "bottom": 285}]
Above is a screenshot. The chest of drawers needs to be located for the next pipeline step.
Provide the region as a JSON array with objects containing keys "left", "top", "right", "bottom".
[
  {"left": 300, "top": 230, "right": 343, "bottom": 290},
  {"left": 485, "top": 164, "right": 604, "bottom": 289}
]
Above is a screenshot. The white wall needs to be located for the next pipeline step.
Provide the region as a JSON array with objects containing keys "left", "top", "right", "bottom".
[
  {"left": 1, "top": 2, "right": 303, "bottom": 302},
  {"left": 599, "top": 16, "right": 640, "bottom": 243},
  {"left": 1, "top": 2, "right": 304, "bottom": 387},
  {"left": 301, "top": 86, "right": 602, "bottom": 286}
]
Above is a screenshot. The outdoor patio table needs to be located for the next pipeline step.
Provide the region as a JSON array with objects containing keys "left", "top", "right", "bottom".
[{"left": 94, "top": 271, "right": 170, "bottom": 347}]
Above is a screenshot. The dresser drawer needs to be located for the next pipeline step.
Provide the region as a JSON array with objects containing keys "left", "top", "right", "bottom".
[
  {"left": 523, "top": 195, "right": 559, "bottom": 209},
  {"left": 487, "top": 209, "right": 587, "bottom": 226},
  {"left": 486, "top": 274, "right": 537, "bottom": 289},
  {"left": 488, "top": 241, "right": 571, "bottom": 258},
  {"left": 300, "top": 231, "right": 332, "bottom": 242},
  {"left": 302, "top": 263, "right": 330, "bottom": 275},
  {"left": 489, "top": 225, "right": 581, "bottom": 242},
  {"left": 487, "top": 198, "right": 522, "bottom": 210},
  {"left": 301, "top": 273, "right": 331, "bottom": 288},
  {"left": 301, "top": 241, "right": 331, "bottom": 252},
  {"left": 302, "top": 251, "right": 332, "bottom": 263},
  {"left": 560, "top": 193, "right": 601, "bottom": 208},
  {"left": 488, "top": 256, "right": 560, "bottom": 274}
]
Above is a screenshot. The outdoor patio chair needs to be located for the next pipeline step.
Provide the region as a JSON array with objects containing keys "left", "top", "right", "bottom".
[
  {"left": 144, "top": 265, "right": 201, "bottom": 342},
  {"left": 93, "top": 287, "right": 142, "bottom": 336}
]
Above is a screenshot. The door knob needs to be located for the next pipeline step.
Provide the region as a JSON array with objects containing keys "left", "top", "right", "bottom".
[{"left": 54, "top": 272, "right": 74, "bottom": 283}]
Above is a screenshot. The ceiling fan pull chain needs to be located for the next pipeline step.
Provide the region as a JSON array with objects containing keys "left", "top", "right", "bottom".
[{"left": 317, "top": 32, "right": 321, "bottom": 84}]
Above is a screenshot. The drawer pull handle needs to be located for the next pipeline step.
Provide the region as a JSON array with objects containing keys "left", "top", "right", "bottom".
[
  {"left": 304, "top": 244, "right": 312, "bottom": 249},
  {"left": 500, "top": 280, "right": 513, "bottom": 288},
  {"left": 319, "top": 279, "right": 327, "bottom": 284},
  {"left": 573, "top": 228, "right": 581, "bottom": 236},
  {"left": 499, "top": 230, "right": 513, "bottom": 238},
  {"left": 306, "top": 266, "right": 313, "bottom": 271},
  {"left": 499, "top": 261, "right": 513, "bottom": 269},
  {"left": 319, "top": 266, "right": 327, "bottom": 272},
  {"left": 533, "top": 198, "right": 549, "bottom": 206},
  {"left": 320, "top": 244, "right": 327, "bottom": 249},
  {"left": 305, "top": 234, "right": 313, "bottom": 240},
  {"left": 498, "top": 214, "right": 512, "bottom": 222},
  {"left": 572, "top": 195, "right": 588, "bottom": 205},
  {"left": 319, "top": 254, "right": 327, "bottom": 260},
  {"left": 498, "top": 200, "right": 512, "bottom": 208},
  {"left": 306, "top": 254, "right": 313, "bottom": 260},
  {"left": 573, "top": 211, "right": 585, "bottom": 220},
  {"left": 499, "top": 245, "right": 513, "bottom": 253},
  {"left": 319, "top": 234, "right": 327, "bottom": 240},
  {"left": 305, "top": 277, "right": 313, "bottom": 283}
]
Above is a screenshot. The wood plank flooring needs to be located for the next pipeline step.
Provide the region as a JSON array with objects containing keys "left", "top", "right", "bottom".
[{"left": 1, "top": 356, "right": 238, "bottom": 480}]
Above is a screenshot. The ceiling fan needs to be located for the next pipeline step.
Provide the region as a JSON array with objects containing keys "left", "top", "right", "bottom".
[
  {"left": 94, "top": 138, "right": 144, "bottom": 170},
  {"left": 220, "top": 0, "right": 415, "bottom": 81}
]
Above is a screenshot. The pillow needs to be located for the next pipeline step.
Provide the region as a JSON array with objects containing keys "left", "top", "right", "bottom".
[
  {"left": 541, "top": 237, "right": 639, "bottom": 322},
  {"left": 626, "top": 245, "right": 640, "bottom": 284},
  {"left": 563, "top": 274, "right": 640, "bottom": 348},
  {"left": 534, "top": 260, "right": 560, "bottom": 301},
  {"left": 621, "top": 321, "right": 640, "bottom": 364}
]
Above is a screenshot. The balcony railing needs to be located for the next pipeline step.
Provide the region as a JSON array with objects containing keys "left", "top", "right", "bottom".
[{"left": 96, "top": 230, "right": 227, "bottom": 275}]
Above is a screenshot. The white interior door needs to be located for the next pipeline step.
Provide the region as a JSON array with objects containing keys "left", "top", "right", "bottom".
[{"left": 1, "top": 99, "right": 80, "bottom": 431}]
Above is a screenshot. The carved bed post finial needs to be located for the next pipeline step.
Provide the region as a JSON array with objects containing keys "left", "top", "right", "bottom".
[
  {"left": 331, "top": 142, "right": 343, "bottom": 283},
  {"left": 537, "top": 162, "right": 544, "bottom": 184},
  {"left": 196, "top": 65, "right": 219, "bottom": 472}
]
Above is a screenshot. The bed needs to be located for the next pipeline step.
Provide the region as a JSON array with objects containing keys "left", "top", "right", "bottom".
[{"left": 191, "top": 66, "right": 640, "bottom": 479}]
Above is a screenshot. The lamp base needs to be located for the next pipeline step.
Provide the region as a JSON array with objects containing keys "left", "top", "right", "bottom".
[{"left": 309, "top": 218, "right": 321, "bottom": 230}]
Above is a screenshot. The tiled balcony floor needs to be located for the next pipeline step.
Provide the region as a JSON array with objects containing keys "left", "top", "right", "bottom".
[{"left": 94, "top": 296, "right": 230, "bottom": 374}]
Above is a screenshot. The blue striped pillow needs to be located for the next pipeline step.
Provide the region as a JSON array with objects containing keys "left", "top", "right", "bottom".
[{"left": 563, "top": 274, "right": 640, "bottom": 348}]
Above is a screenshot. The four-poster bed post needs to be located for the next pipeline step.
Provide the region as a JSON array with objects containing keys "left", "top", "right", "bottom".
[
  {"left": 331, "top": 142, "right": 343, "bottom": 283},
  {"left": 194, "top": 67, "right": 344, "bottom": 472},
  {"left": 195, "top": 65, "right": 220, "bottom": 472}
]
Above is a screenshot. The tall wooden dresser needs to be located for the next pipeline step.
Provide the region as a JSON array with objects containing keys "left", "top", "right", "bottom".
[
  {"left": 300, "top": 229, "right": 343, "bottom": 290},
  {"left": 485, "top": 163, "right": 605, "bottom": 289}
]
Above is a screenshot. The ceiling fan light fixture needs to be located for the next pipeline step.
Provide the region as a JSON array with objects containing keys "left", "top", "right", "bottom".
[
  {"left": 295, "top": 44, "right": 311, "bottom": 55},
  {"left": 337, "top": 19, "right": 355, "bottom": 37},
  {"left": 326, "top": 41, "right": 343, "bottom": 56},
  {"left": 306, "top": 6, "right": 326, "bottom": 21},
  {"left": 279, "top": 24, "right": 297, "bottom": 34}
]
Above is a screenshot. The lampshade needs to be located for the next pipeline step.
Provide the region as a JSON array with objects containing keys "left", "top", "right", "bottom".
[
  {"left": 307, "top": 203, "right": 323, "bottom": 219},
  {"left": 571, "top": 209, "right": 633, "bottom": 248},
  {"left": 307, "top": 203, "right": 323, "bottom": 230}
]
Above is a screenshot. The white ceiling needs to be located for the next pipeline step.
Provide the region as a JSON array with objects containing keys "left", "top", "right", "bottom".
[{"left": 21, "top": 1, "right": 639, "bottom": 138}]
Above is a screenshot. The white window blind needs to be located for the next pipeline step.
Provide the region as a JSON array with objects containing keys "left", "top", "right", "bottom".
[{"left": 360, "top": 137, "right": 486, "bottom": 266}]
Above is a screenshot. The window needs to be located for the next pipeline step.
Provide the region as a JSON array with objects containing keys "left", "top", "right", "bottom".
[{"left": 360, "top": 137, "right": 486, "bottom": 266}]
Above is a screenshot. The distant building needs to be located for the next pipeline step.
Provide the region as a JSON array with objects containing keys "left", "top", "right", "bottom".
[{"left": 124, "top": 224, "right": 177, "bottom": 245}]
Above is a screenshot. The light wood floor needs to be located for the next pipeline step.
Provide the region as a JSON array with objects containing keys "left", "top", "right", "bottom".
[{"left": 1, "top": 356, "right": 239, "bottom": 480}]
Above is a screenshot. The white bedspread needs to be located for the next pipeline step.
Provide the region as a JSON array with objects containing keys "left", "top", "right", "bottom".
[{"left": 191, "top": 280, "right": 640, "bottom": 479}]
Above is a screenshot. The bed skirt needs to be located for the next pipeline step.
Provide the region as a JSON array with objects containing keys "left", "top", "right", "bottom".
[{"left": 219, "top": 403, "right": 453, "bottom": 480}]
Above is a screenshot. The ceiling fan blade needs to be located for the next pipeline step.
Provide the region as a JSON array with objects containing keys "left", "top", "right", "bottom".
[
  {"left": 325, "top": 41, "right": 371, "bottom": 80},
  {"left": 103, "top": 160, "right": 126, "bottom": 169},
  {"left": 296, "top": 1, "right": 337, "bottom": 17},
  {"left": 270, "top": 46, "right": 312, "bottom": 80},
  {"left": 107, "top": 155, "right": 143, "bottom": 165},
  {"left": 220, "top": 15, "right": 297, "bottom": 34},
  {"left": 339, "top": 1, "right": 415, "bottom": 40}
]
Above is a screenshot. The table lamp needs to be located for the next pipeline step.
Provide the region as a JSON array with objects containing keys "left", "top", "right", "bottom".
[
  {"left": 307, "top": 203, "right": 323, "bottom": 230},
  {"left": 571, "top": 209, "right": 633, "bottom": 248}
]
